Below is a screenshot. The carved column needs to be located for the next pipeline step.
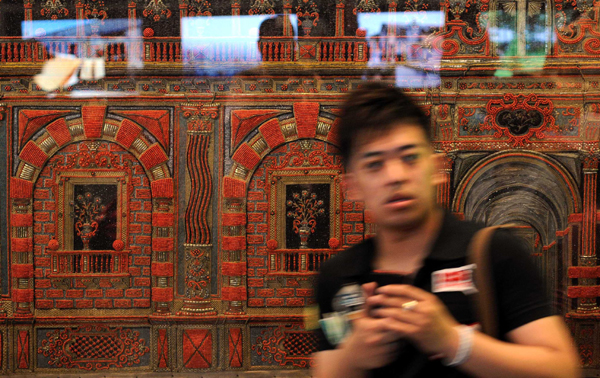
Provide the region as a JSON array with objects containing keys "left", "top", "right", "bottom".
[
  {"left": 335, "top": 0, "right": 345, "bottom": 37},
  {"left": 179, "top": 103, "right": 218, "bottom": 315},
  {"left": 23, "top": 0, "right": 33, "bottom": 39},
  {"left": 11, "top": 192, "right": 34, "bottom": 316},
  {"left": 283, "top": 0, "right": 293, "bottom": 36},
  {"left": 128, "top": 1, "right": 137, "bottom": 35},
  {"left": 436, "top": 153, "right": 454, "bottom": 210},
  {"left": 578, "top": 153, "right": 599, "bottom": 313},
  {"left": 231, "top": 0, "right": 240, "bottom": 16},
  {"left": 75, "top": 1, "right": 85, "bottom": 37},
  {"left": 179, "top": 0, "right": 189, "bottom": 18}
]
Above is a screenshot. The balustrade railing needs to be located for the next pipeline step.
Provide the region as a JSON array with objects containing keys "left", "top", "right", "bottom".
[
  {"left": 0, "top": 36, "right": 375, "bottom": 65},
  {"left": 268, "top": 249, "right": 337, "bottom": 274},
  {"left": 49, "top": 250, "right": 129, "bottom": 276}
]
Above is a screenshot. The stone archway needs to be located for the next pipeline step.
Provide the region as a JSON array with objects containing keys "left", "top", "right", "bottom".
[{"left": 452, "top": 150, "right": 580, "bottom": 312}]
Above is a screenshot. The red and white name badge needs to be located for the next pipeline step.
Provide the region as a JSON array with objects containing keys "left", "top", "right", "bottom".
[{"left": 431, "top": 264, "right": 478, "bottom": 295}]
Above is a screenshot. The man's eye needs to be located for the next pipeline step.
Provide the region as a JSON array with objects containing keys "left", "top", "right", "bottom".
[
  {"left": 365, "top": 160, "right": 383, "bottom": 170},
  {"left": 402, "top": 154, "right": 419, "bottom": 163}
]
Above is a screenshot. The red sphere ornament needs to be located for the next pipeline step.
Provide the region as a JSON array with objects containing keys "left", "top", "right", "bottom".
[
  {"left": 113, "top": 239, "right": 125, "bottom": 251},
  {"left": 328, "top": 238, "right": 340, "bottom": 249},
  {"left": 143, "top": 28, "right": 155, "bottom": 38},
  {"left": 267, "top": 239, "right": 278, "bottom": 250},
  {"left": 47, "top": 239, "right": 59, "bottom": 251}
]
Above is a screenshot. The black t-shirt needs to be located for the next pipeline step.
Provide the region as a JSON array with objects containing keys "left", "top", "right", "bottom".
[{"left": 314, "top": 212, "right": 552, "bottom": 378}]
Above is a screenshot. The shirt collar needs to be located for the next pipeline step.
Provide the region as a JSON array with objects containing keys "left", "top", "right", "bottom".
[{"left": 337, "top": 211, "right": 469, "bottom": 278}]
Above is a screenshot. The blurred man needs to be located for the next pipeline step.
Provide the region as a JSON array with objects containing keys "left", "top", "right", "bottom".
[{"left": 312, "top": 82, "right": 579, "bottom": 378}]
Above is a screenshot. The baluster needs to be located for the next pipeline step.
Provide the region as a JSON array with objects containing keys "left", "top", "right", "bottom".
[
  {"left": 268, "top": 42, "right": 273, "bottom": 61},
  {"left": 250, "top": 42, "right": 257, "bottom": 61},
  {"left": 150, "top": 42, "right": 155, "bottom": 61},
  {"left": 333, "top": 42, "right": 339, "bottom": 61},
  {"left": 168, "top": 42, "right": 173, "bottom": 62},
  {"left": 161, "top": 42, "right": 166, "bottom": 62},
  {"left": 274, "top": 42, "right": 280, "bottom": 61},
  {"left": 1, "top": 43, "right": 5, "bottom": 62},
  {"left": 175, "top": 42, "right": 180, "bottom": 62},
  {"left": 329, "top": 42, "right": 334, "bottom": 62},
  {"left": 7, "top": 42, "right": 12, "bottom": 61},
  {"left": 261, "top": 42, "right": 267, "bottom": 61},
  {"left": 117, "top": 43, "right": 122, "bottom": 61}
]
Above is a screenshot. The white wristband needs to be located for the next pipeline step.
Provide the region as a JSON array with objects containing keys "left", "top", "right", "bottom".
[{"left": 442, "top": 325, "right": 474, "bottom": 367}]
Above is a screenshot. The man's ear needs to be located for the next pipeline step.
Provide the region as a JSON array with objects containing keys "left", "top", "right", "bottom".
[
  {"left": 431, "top": 153, "right": 450, "bottom": 186},
  {"left": 341, "top": 172, "right": 364, "bottom": 201}
]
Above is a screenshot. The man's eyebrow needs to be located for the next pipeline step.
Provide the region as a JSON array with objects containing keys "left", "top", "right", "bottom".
[{"left": 359, "top": 143, "right": 425, "bottom": 159}]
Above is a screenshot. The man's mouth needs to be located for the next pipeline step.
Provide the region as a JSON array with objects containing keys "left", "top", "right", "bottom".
[{"left": 386, "top": 194, "right": 415, "bottom": 204}]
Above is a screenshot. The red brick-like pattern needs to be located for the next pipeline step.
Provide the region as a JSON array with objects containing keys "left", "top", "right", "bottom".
[
  {"left": 10, "top": 177, "right": 34, "bottom": 199},
  {"left": 46, "top": 118, "right": 72, "bottom": 147},
  {"left": 82, "top": 106, "right": 106, "bottom": 139},
  {"left": 232, "top": 143, "right": 261, "bottom": 170},
  {"left": 33, "top": 143, "right": 152, "bottom": 309},
  {"left": 151, "top": 178, "right": 174, "bottom": 198},
  {"left": 116, "top": 119, "right": 142, "bottom": 148},
  {"left": 139, "top": 144, "right": 169, "bottom": 169},
  {"left": 223, "top": 177, "right": 246, "bottom": 198},
  {"left": 259, "top": 118, "right": 285, "bottom": 149},
  {"left": 293, "top": 102, "right": 319, "bottom": 139},
  {"left": 20, "top": 141, "right": 48, "bottom": 168}
]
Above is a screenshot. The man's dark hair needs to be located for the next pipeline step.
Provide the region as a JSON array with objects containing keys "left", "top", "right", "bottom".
[{"left": 338, "top": 82, "right": 431, "bottom": 167}]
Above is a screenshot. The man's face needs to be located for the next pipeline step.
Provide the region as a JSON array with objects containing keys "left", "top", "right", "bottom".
[{"left": 346, "top": 123, "right": 442, "bottom": 231}]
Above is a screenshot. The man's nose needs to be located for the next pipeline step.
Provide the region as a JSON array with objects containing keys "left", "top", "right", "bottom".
[{"left": 382, "top": 159, "right": 408, "bottom": 185}]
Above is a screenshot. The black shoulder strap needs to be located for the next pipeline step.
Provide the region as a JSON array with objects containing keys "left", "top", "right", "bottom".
[{"left": 467, "top": 226, "right": 501, "bottom": 338}]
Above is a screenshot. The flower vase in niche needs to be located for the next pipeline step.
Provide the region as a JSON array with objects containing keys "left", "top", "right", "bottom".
[
  {"left": 72, "top": 192, "right": 106, "bottom": 250},
  {"left": 286, "top": 190, "right": 325, "bottom": 249}
]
